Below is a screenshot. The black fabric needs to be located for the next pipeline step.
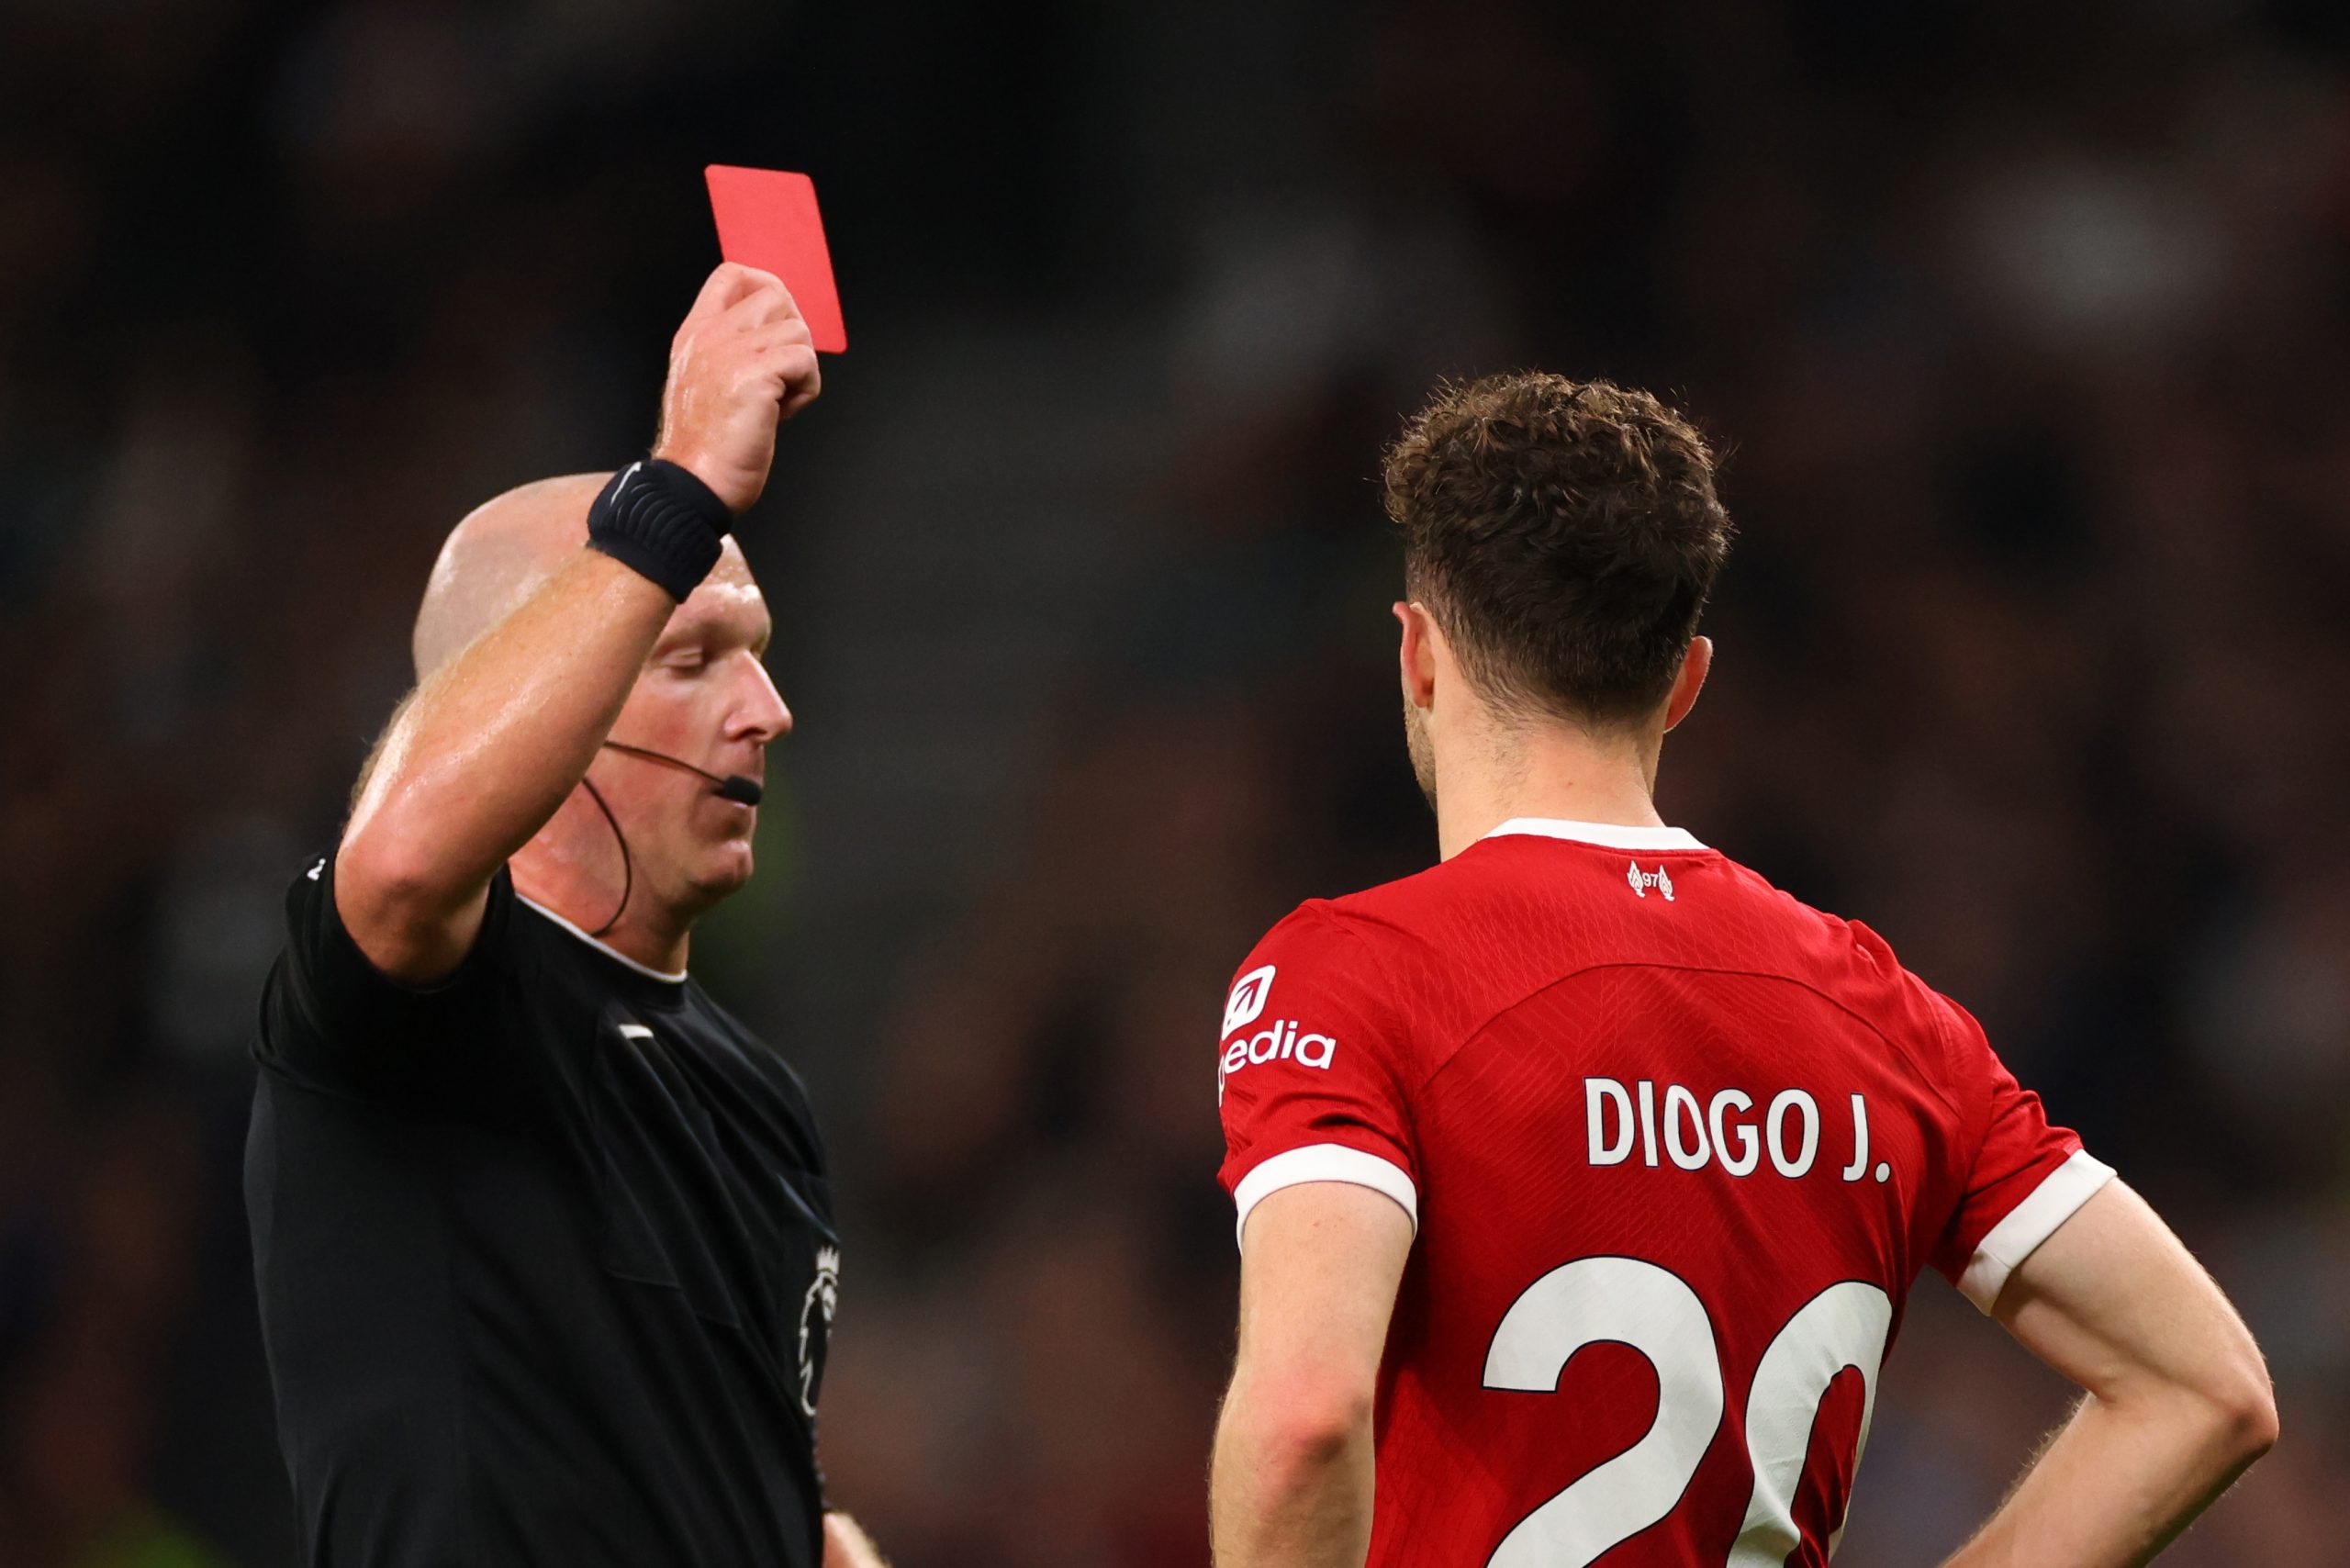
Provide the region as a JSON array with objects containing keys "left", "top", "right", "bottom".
[
  {"left": 585, "top": 459, "right": 729, "bottom": 601},
  {"left": 247, "top": 853, "right": 836, "bottom": 1568}
]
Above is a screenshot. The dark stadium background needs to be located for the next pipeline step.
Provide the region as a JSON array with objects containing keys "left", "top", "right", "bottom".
[{"left": 3, "top": 1, "right": 2346, "bottom": 1562}]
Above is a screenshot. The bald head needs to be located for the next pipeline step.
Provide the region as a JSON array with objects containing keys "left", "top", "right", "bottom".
[{"left": 412, "top": 473, "right": 612, "bottom": 678}]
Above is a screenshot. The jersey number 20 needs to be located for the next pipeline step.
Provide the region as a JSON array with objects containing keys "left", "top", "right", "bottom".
[{"left": 1483, "top": 1257, "right": 1892, "bottom": 1566}]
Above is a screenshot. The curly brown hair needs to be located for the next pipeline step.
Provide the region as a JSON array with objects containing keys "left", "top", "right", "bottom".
[{"left": 1382, "top": 372, "right": 1733, "bottom": 726}]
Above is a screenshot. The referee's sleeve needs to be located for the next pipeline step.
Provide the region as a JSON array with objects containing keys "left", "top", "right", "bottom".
[{"left": 254, "top": 850, "right": 513, "bottom": 1095}]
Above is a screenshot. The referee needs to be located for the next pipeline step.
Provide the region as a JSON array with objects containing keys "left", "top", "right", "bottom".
[{"left": 246, "top": 263, "right": 886, "bottom": 1568}]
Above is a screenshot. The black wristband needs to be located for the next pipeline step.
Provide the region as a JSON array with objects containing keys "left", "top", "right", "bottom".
[{"left": 586, "top": 459, "right": 730, "bottom": 601}]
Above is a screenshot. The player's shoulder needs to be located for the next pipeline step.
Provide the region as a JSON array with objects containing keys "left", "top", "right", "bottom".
[
  {"left": 1230, "top": 896, "right": 1399, "bottom": 999},
  {"left": 1241, "top": 856, "right": 1470, "bottom": 969},
  {"left": 1222, "top": 865, "right": 1472, "bottom": 1046},
  {"left": 1225, "top": 844, "right": 1599, "bottom": 1053},
  {"left": 1699, "top": 852, "right": 1983, "bottom": 1084}
]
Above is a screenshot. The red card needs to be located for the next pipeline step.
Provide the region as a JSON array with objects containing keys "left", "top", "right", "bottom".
[{"left": 704, "top": 165, "right": 846, "bottom": 353}]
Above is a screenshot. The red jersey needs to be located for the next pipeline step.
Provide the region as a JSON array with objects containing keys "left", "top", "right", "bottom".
[{"left": 1215, "top": 819, "right": 2111, "bottom": 1568}]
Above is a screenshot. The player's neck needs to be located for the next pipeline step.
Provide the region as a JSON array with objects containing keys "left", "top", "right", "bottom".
[{"left": 1433, "top": 716, "right": 1665, "bottom": 861}]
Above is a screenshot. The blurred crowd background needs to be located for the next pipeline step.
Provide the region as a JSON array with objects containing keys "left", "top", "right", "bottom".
[{"left": 3, "top": 0, "right": 2347, "bottom": 1563}]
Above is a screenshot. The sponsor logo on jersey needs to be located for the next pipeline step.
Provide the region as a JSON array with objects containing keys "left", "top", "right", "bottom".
[
  {"left": 1627, "top": 861, "right": 1675, "bottom": 901},
  {"left": 1220, "top": 1018, "right": 1337, "bottom": 1077},
  {"left": 1223, "top": 964, "right": 1277, "bottom": 1037}
]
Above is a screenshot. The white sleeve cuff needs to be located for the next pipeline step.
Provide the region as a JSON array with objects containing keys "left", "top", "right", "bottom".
[
  {"left": 1957, "top": 1148, "right": 2117, "bottom": 1312},
  {"left": 1232, "top": 1143, "right": 1419, "bottom": 1249}
]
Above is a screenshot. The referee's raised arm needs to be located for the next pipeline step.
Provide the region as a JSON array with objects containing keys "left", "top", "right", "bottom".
[{"left": 337, "top": 263, "right": 819, "bottom": 984}]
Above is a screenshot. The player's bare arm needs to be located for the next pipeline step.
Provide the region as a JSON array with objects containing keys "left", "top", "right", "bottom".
[
  {"left": 1940, "top": 1182, "right": 2277, "bottom": 1568},
  {"left": 338, "top": 262, "right": 818, "bottom": 982},
  {"left": 1211, "top": 1182, "right": 1414, "bottom": 1568}
]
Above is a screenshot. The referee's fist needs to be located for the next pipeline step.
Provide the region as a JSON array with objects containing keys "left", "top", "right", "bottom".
[{"left": 654, "top": 262, "right": 822, "bottom": 515}]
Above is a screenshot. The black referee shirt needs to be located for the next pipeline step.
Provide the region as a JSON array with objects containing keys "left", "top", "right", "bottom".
[{"left": 247, "top": 853, "right": 837, "bottom": 1568}]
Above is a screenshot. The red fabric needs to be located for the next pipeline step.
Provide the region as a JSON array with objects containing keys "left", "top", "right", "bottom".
[{"left": 1215, "top": 831, "right": 2086, "bottom": 1567}]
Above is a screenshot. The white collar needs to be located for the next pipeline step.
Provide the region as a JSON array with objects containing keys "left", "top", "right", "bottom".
[
  {"left": 517, "top": 894, "right": 689, "bottom": 983},
  {"left": 1484, "top": 817, "right": 1707, "bottom": 852}
]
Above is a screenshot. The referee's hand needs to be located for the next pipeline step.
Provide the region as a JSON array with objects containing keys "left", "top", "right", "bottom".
[
  {"left": 655, "top": 262, "right": 822, "bottom": 515},
  {"left": 822, "top": 1511, "right": 890, "bottom": 1568}
]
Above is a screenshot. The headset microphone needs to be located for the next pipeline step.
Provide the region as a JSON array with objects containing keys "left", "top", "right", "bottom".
[
  {"left": 712, "top": 774, "right": 763, "bottom": 806},
  {"left": 577, "top": 742, "right": 766, "bottom": 937},
  {"left": 600, "top": 741, "right": 764, "bottom": 806}
]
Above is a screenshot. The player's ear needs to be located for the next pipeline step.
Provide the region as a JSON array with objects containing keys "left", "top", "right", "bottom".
[
  {"left": 1394, "top": 601, "right": 1438, "bottom": 711},
  {"left": 1662, "top": 635, "right": 1713, "bottom": 733}
]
